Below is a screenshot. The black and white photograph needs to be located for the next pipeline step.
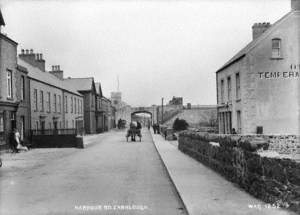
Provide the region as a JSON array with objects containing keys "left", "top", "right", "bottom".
[{"left": 0, "top": 0, "right": 299, "bottom": 214}]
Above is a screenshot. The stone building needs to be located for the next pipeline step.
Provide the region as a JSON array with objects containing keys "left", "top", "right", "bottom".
[
  {"left": 95, "top": 82, "right": 105, "bottom": 133},
  {"left": 63, "top": 77, "right": 97, "bottom": 134},
  {"left": 0, "top": 11, "right": 31, "bottom": 149},
  {"left": 18, "top": 50, "right": 84, "bottom": 133},
  {"left": 216, "top": 0, "right": 300, "bottom": 134},
  {"left": 168, "top": 96, "right": 183, "bottom": 106},
  {"left": 16, "top": 65, "right": 31, "bottom": 141}
]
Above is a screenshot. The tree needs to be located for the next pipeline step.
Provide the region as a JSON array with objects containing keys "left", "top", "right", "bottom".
[{"left": 172, "top": 118, "right": 189, "bottom": 131}]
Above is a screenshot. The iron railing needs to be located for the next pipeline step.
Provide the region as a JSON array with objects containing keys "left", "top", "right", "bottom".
[{"left": 30, "top": 129, "right": 77, "bottom": 136}]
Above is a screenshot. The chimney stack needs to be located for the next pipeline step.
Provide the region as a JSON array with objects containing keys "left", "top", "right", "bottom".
[
  {"left": 292, "top": 0, "right": 300, "bottom": 11},
  {"left": 49, "top": 65, "right": 64, "bottom": 80},
  {"left": 252, "top": 22, "right": 271, "bottom": 40},
  {"left": 19, "top": 49, "right": 46, "bottom": 72}
]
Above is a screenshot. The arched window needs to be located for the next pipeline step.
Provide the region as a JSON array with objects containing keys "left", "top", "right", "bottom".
[{"left": 272, "top": 38, "right": 281, "bottom": 58}]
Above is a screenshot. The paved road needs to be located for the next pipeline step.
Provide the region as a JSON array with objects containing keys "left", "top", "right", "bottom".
[{"left": 0, "top": 129, "right": 187, "bottom": 215}]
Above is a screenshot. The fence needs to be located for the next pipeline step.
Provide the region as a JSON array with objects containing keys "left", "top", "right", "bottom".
[{"left": 30, "top": 129, "right": 77, "bottom": 136}]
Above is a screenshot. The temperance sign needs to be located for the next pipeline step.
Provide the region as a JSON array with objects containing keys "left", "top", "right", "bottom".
[{"left": 258, "top": 64, "right": 300, "bottom": 79}]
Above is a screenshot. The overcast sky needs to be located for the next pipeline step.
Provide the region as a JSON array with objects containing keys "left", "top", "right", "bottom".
[{"left": 1, "top": 0, "right": 290, "bottom": 107}]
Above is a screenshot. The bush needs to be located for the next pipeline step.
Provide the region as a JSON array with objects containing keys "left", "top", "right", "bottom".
[{"left": 173, "top": 118, "right": 189, "bottom": 131}]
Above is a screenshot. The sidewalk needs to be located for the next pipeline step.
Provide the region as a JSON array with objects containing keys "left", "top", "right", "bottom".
[{"left": 150, "top": 130, "right": 296, "bottom": 215}]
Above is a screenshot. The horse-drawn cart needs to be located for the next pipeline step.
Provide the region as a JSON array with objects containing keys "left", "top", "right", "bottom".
[{"left": 126, "top": 128, "right": 142, "bottom": 142}]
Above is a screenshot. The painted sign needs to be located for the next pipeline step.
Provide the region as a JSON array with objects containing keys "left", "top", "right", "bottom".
[{"left": 258, "top": 64, "right": 300, "bottom": 79}]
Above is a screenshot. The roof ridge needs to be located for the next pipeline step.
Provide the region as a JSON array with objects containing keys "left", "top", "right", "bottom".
[
  {"left": 64, "top": 77, "right": 94, "bottom": 80},
  {"left": 216, "top": 11, "right": 293, "bottom": 73}
]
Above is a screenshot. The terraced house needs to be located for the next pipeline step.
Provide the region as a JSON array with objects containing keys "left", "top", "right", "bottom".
[
  {"left": 18, "top": 50, "right": 84, "bottom": 133},
  {"left": 63, "top": 77, "right": 97, "bottom": 134},
  {"left": 0, "top": 11, "right": 31, "bottom": 149},
  {"left": 216, "top": 0, "right": 300, "bottom": 134}
]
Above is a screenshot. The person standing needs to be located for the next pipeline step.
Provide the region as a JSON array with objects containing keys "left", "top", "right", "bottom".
[{"left": 15, "top": 129, "right": 28, "bottom": 151}]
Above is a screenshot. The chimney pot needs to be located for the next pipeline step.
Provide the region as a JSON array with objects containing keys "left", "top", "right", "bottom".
[
  {"left": 40, "top": 54, "right": 43, "bottom": 60},
  {"left": 30, "top": 49, "right": 33, "bottom": 54},
  {"left": 25, "top": 49, "right": 29, "bottom": 54},
  {"left": 292, "top": 0, "right": 300, "bottom": 10},
  {"left": 252, "top": 22, "right": 271, "bottom": 40},
  {"left": 21, "top": 49, "right": 24, "bottom": 54}
]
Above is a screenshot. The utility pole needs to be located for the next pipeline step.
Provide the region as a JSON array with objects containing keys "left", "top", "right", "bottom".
[{"left": 161, "top": 97, "right": 164, "bottom": 124}]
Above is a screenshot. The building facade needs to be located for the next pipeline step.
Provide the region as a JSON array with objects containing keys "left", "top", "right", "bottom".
[
  {"left": 216, "top": 0, "right": 300, "bottom": 134},
  {"left": 64, "top": 78, "right": 97, "bottom": 134},
  {"left": 18, "top": 50, "right": 84, "bottom": 133},
  {"left": 95, "top": 82, "right": 105, "bottom": 133},
  {"left": 168, "top": 96, "right": 183, "bottom": 106},
  {"left": 0, "top": 12, "right": 30, "bottom": 149}
]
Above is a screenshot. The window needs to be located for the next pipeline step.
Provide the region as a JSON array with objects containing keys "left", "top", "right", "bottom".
[
  {"left": 35, "top": 121, "right": 39, "bottom": 130},
  {"left": 65, "top": 120, "right": 68, "bottom": 128},
  {"left": 54, "top": 94, "right": 57, "bottom": 113},
  {"left": 0, "top": 114, "right": 4, "bottom": 133},
  {"left": 91, "top": 94, "right": 94, "bottom": 107},
  {"left": 7, "top": 70, "right": 12, "bottom": 99},
  {"left": 227, "top": 76, "right": 231, "bottom": 102},
  {"left": 47, "top": 92, "right": 51, "bottom": 112},
  {"left": 64, "top": 95, "right": 68, "bottom": 113},
  {"left": 20, "top": 116, "right": 25, "bottom": 140},
  {"left": 220, "top": 79, "right": 224, "bottom": 104},
  {"left": 74, "top": 98, "right": 77, "bottom": 114},
  {"left": 237, "top": 111, "right": 241, "bottom": 134},
  {"left": 236, "top": 73, "right": 241, "bottom": 100},
  {"left": 58, "top": 95, "right": 61, "bottom": 113},
  {"left": 272, "top": 38, "right": 281, "bottom": 58},
  {"left": 77, "top": 99, "right": 79, "bottom": 113},
  {"left": 71, "top": 97, "right": 73, "bottom": 113},
  {"left": 33, "top": 89, "right": 38, "bottom": 111},
  {"left": 40, "top": 91, "right": 44, "bottom": 112},
  {"left": 21, "top": 76, "right": 25, "bottom": 100}
]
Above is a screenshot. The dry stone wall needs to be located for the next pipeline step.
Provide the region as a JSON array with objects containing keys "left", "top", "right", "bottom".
[{"left": 178, "top": 131, "right": 300, "bottom": 213}]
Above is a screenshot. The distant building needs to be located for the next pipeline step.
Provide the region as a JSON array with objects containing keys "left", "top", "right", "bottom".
[
  {"left": 111, "top": 91, "right": 122, "bottom": 108},
  {"left": 168, "top": 96, "right": 183, "bottom": 106},
  {"left": 216, "top": 0, "right": 300, "bottom": 134}
]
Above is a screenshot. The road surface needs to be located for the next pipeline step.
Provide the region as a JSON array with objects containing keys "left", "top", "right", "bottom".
[{"left": 0, "top": 129, "right": 187, "bottom": 215}]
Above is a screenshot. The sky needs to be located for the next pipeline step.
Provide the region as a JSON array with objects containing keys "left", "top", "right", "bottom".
[{"left": 0, "top": 0, "right": 290, "bottom": 107}]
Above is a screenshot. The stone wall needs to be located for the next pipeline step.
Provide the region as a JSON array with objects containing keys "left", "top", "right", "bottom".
[
  {"left": 267, "top": 135, "right": 300, "bottom": 154},
  {"left": 31, "top": 134, "right": 83, "bottom": 148},
  {"left": 178, "top": 131, "right": 300, "bottom": 213}
]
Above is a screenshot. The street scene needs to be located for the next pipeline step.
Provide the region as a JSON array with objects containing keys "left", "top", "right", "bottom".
[
  {"left": 0, "top": 129, "right": 187, "bottom": 215},
  {"left": 0, "top": 0, "right": 300, "bottom": 215}
]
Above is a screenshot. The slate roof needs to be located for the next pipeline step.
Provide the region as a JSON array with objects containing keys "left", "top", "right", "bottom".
[
  {"left": 0, "top": 10, "right": 5, "bottom": 26},
  {"left": 216, "top": 11, "right": 293, "bottom": 73},
  {"left": 63, "top": 78, "right": 94, "bottom": 92},
  {"left": 18, "top": 58, "right": 82, "bottom": 96}
]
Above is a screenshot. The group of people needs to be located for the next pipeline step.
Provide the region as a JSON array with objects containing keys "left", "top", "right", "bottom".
[
  {"left": 10, "top": 128, "right": 28, "bottom": 153},
  {"left": 152, "top": 123, "right": 160, "bottom": 134}
]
